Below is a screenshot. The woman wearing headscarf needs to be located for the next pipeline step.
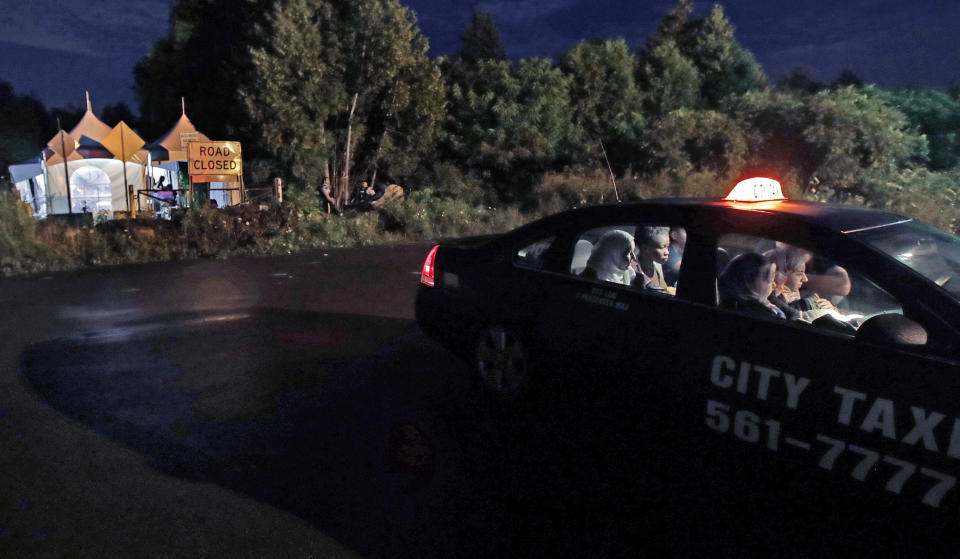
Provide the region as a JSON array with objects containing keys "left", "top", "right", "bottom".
[
  {"left": 580, "top": 230, "right": 637, "bottom": 286},
  {"left": 718, "top": 252, "right": 786, "bottom": 318}
]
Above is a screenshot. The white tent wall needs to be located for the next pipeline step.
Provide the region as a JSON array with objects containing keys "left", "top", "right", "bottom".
[
  {"left": 209, "top": 182, "right": 237, "bottom": 208},
  {"left": 44, "top": 159, "right": 147, "bottom": 214},
  {"left": 14, "top": 175, "right": 47, "bottom": 218},
  {"left": 10, "top": 160, "right": 47, "bottom": 217}
]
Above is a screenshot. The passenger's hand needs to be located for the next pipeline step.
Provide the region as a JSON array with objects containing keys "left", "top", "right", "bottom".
[{"left": 813, "top": 294, "right": 834, "bottom": 309}]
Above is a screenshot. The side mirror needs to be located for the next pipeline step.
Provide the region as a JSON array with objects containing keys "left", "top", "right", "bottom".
[{"left": 856, "top": 314, "right": 928, "bottom": 347}]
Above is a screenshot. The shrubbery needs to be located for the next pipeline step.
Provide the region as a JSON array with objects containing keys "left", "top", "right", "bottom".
[
  {"left": 0, "top": 185, "right": 533, "bottom": 277},
  {"left": 4, "top": 166, "right": 960, "bottom": 279},
  {"left": 379, "top": 189, "right": 525, "bottom": 239},
  {"left": 0, "top": 191, "right": 57, "bottom": 275}
]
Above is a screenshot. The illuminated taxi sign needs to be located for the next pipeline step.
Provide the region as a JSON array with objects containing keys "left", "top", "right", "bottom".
[{"left": 725, "top": 177, "right": 786, "bottom": 203}]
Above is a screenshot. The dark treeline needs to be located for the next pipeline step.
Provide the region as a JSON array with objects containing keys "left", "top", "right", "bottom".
[{"left": 3, "top": 0, "right": 960, "bottom": 223}]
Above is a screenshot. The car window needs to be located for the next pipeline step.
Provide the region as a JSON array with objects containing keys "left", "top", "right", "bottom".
[
  {"left": 567, "top": 223, "right": 685, "bottom": 295},
  {"left": 514, "top": 236, "right": 556, "bottom": 271},
  {"left": 717, "top": 233, "right": 902, "bottom": 330},
  {"left": 854, "top": 220, "right": 960, "bottom": 299}
]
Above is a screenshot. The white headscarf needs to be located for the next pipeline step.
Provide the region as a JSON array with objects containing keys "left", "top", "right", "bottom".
[{"left": 585, "top": 230, "right": 636, "bottom": 286}]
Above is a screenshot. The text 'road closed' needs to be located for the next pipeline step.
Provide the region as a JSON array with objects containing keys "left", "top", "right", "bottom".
[{"left": 188, "top": 141, "right": 242, "bottom": 177}]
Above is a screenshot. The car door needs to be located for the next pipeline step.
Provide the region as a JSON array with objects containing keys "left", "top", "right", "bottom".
[
  {"left": 533, "top": 219, "right": 692, "bottom": 396},
  {"left": 661, "top": 228, "right": 960, "bottom": 539}
]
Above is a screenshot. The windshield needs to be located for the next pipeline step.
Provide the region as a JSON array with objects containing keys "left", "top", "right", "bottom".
[{"left": 854, "top": 220, "right": 960, "bottom": 298}]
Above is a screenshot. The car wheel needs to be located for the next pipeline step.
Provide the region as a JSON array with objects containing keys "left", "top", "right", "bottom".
[{"left": 473, "top": 326, "right": 528, "bottom": 399}]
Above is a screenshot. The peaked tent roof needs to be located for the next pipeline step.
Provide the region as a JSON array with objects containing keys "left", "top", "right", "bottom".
[
  {"left": 146, "top": 98, "right": 211, "bottom": 163},
  {"left": 42, "top": 134, "right": 148, "bottom": 163},
  {"left": 68, "top": 92, "right": 112, "bottom": 142}
]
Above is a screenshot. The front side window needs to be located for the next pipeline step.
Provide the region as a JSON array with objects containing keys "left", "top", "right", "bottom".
[
  {"left": 854, "top": 221, "right": 960, "bottom": 299},
  {"left": 717, "top": 234, "right": 902, "bottom": 329}
]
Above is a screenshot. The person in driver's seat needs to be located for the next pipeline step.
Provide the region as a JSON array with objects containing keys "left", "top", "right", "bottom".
[
  {"left": 580, "top": 230, "right": 637, "bottom": 286},
  {"left": 766, "top": 242, "right": 850, "bottom": 300},
  {"left": 769, "top": 246, "right": 835, "bottom": 319},
  {"left": 718, "top": 252, "right": 785, "bottom": 318}
]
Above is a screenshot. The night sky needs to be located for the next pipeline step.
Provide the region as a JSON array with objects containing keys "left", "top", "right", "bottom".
[{"left": 1, "top": 0, "right": 958, "bottom": 113}]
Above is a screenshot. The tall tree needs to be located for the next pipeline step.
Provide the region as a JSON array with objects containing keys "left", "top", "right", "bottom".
[
  {"left": 646, "top": 0, "right": 693, "bottom": 50},
  {"left": 134, "top": 0, "right": 271, "bottom": 142},
  {"left": 0, "top": 82, "right": 52, "bottom": 188},
  {"left": 638, "top": 39, "right": 702, "bottom": 119},
  {"left": 460, "top": 9, "right": 507, "bottom": 64},
  {"left": 243, "top": 0, "right": 445, "bottom": 208},
  {"left": 675, "top": 4, "right": 766, "bottom": 108},
  {"left": 728, "top": 87, "right": 927, "bottom": 201},
  {"left": 243, "top": 0, "right": 343, "bottom": 186},
  {"left": 642, "top": 108, "right": 748, "bottom": 194},
  {"left": 560, "top": 39, "right": 645, "bottom": 171},
  {"left": 873, "top": 87, "right": 960, "bottom": 170},
  {"left": 441, "top": 58, "right": 576, "bottom": 206}
]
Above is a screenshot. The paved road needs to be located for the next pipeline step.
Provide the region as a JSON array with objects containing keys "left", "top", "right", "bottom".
[{"left": 2, "top": 244, "right": 656, "bottom": 559}]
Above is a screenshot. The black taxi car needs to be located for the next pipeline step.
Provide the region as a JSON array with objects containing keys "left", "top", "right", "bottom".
[{"left": 416, "top": 177, "right": 960, "bottom": 548}]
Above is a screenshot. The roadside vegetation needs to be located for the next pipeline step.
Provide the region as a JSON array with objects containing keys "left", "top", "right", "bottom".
[{"left": 3, "top": 0, "right": 960, "bottom": 277}]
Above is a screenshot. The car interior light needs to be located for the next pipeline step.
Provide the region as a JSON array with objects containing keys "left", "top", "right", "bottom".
[
  {"left": 725, "top": 177, "right": 786, "bottom": 203},
  {"left": 420, "top": 244, "right": 439, "bottom": 287}
]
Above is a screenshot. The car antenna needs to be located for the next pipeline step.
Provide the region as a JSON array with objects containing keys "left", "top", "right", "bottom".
[{"left": 599, "top": 138, "right": 620, "bottom": 202}]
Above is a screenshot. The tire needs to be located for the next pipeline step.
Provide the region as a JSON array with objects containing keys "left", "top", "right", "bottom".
[{"left": 472, "top": 325, "right": 529, "bottom": 400}]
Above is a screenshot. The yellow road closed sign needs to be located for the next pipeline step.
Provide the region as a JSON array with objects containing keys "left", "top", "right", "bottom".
[{"left": 188, "top": 141, "right": 242, "bottom": 179}]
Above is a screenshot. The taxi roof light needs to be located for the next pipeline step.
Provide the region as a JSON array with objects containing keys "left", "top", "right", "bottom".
[{"left": 725, "top": 177, "right": 786, "bottom": 203}]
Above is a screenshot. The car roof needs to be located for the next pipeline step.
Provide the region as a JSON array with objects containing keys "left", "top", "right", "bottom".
[{"left": 520, "top": 198, "right": 911, "bottom": 237}]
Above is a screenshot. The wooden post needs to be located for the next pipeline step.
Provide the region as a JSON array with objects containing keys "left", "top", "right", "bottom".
[{"left": 58, "top": 119, "right": 73, "bottom": 214}]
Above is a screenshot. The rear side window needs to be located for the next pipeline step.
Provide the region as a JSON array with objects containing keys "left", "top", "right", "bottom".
[
  {"left": 514, "top": 236, "right": 556, "bottom": 271},
  {"left": 568, "top": 223, "right": 685, "bottom": 295}
]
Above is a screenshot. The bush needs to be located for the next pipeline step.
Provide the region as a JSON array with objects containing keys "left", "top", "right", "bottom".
[
  {"left": 877, "top": 169, "right": 960, "bottom": 232},
  {"left": 423, "top": 162, "right": 488, "bottom": 205},
  {"left": 0, "top": 191, "right": 55, "bottom": 275},
  {"left": 314, "top": 210, "right": 384, "bottom": 247},
  {"left": 536, "top": 170, "right": 656, "bottom": 215},
  {"left": 379, "top": 189, "right": 528, "bottom": 240}
]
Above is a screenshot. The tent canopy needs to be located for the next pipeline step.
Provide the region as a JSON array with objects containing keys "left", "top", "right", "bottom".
[
  {"left": 68, "top": 92, "right": 112, "bottom": 142},
  {"left": 9, "top": 95, "right": 219, "bottom": 215},
  {"left": 146, "top": 99, "right": 210, "bottom": 163}
]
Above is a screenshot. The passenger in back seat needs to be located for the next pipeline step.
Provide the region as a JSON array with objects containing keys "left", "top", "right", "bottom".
[
  {"left": 632, "top": 226, "right": 670, "bottom": 291},
  {"left": 580, "top": 230, "right": 637, "bottom": 286}
]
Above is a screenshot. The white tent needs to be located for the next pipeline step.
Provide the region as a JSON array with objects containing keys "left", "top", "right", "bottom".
[
  {"left": 11, "top": 159, "right": 46, "bottom": 217},
  {"left": 9, "top": 93, "right": 231, "bottom": 217},
  {"left": 41, "top": 93, "right": 150, "bottom": 215}
]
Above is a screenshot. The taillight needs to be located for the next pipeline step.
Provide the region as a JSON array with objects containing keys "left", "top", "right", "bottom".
[{"left": 420, "top": 245, "right": 439, "bottom": 287}]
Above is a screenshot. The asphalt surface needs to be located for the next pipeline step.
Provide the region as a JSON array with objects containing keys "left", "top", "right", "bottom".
[
  {"left": 2, "top": 244, "right": 662, "bottom": 559},
  {"left": 6, "top": 243, "right": 952, "bottom": 558}
]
